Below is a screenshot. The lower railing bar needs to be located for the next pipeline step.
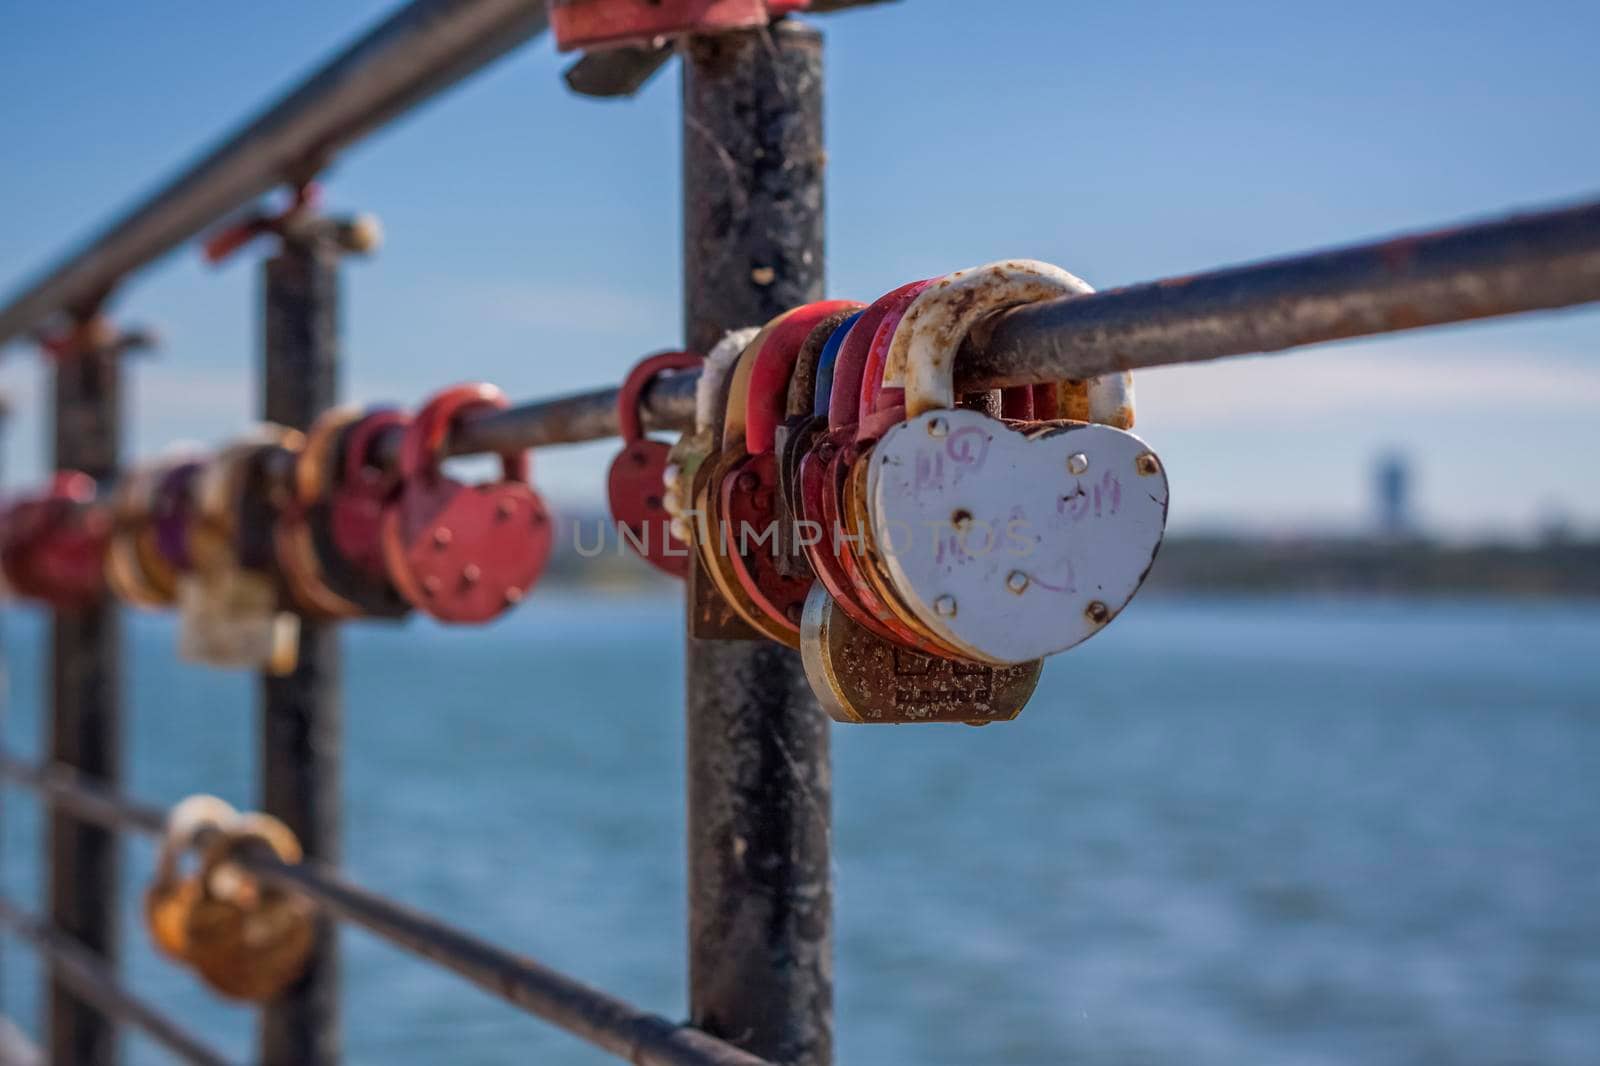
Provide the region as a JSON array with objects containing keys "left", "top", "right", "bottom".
[
  {"left": 258, "top": 860, "right": 771, "bottom": 1066},
  {"left": 0, "top": 757, "right": 162, "bottom": 835},
  {"left": 0, "top": 757, "right": 771, "bottom": 1066},
  {"left": 0, "top": 898, "right": 234, "bottom": 1066},
  {"left": 420, "top": 194, "right": 1600, "bottom": 461}
]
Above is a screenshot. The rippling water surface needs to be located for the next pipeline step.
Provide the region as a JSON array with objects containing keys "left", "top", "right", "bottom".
[{"left": 1, "top": 595, "right": 1596, "bottom": 1065}]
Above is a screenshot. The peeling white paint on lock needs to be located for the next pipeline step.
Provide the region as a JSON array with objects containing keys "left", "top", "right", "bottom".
[{"left": 868, "top": 408, "right": 1169, "bottom": 664}]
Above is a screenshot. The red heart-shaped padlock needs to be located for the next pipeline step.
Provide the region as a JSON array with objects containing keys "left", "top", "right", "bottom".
[
  {"left": 379, "top": 384, "right": 552, "bottom": 624},
  {"left": 607, "top": 351, "right": 703, "bottom": 577}
]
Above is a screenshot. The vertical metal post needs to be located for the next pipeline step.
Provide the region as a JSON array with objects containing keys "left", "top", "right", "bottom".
[
  {"left": 48, "top": 331, "right": 123, "bottom": 1066},
  {"left": 682, "top": 20, "right": 833, "bottom": 1066},
  {"left": 259, "top": 239, "right": 342, "bottom": 1066}
]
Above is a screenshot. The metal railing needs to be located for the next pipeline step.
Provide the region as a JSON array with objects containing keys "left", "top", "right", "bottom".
[{"left": 0, "top": 2, "right": 1596, "bottom": 1065}]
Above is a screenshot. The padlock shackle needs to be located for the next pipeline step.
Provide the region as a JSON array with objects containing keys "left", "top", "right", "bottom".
[
  {"left": 720, "top": 310, "right": 797, "bottom": 454},
  {"left": 151, "top": 460, "right": 204, "bottom": 572},
  {"left": 885, "top": 260, "right": 1128, "bottom": 420},
  {"left": 694, "top": 327, "right": 760, "bottom": 438},
  {"left": 812, "top": 312, "right": 860, "bottom": 419},
  {"left": 152, "top": 795, "right": 237, "bottom": 888},
  {"left": 192, "top": 427, "right": 305, "bottom": 574},
  {"left": 296, "top": 405, "right": 364, "bottom": 507},
  {"left": 826, "top": 281, "right": 927, "bottom": 432},
  {"left": 340, "top": 407, "right": 410, "bottom": 498},
  {"left": 616, "top": 351, "right": 703, "bottom": 446},
  {"left": 400, "top": 384, "right": 524, "bottom": 485},
  {"left": 197, "top": 813, "right": 302, "bottom": 898},
  {"left": 787, "top": 311, "right": 857, "bottom": 422},
  {"left": 855, "top": 279, "right": 935, "bottom": 439},
  {"left": 744, "top": 299, "right": 863, "bottom": 456}
]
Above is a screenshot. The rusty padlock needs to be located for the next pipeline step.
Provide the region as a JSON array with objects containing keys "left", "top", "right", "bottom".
[
  {"left": 664, "top": 327, "right": 757, "bottom": 545},
  {"left": 379, "top": 384, "right": 552, "bottom": 623},
  {"left": 773, "top": 309, "right": 859, "bottom": 575},
  {"left": 608, "top": 351, "right": 703, "bottom": 577},
  {"left": 867, "top": 261, "right": 1167, "bottom": 664},
  {"left": 800, "top": 584, "right": 1043, "bottom": 725},
  {"left": 718, "top": 299, "right": 863, "bottom": 643},
  {"left": 144, "top": 795, "right": 237, "bottom": 963},
  {"left": 178, "top": 428, "right": 302, "bottom": 674},
  {"left": 882, "top": 259, "right": 1135, "bottom": 429},
  {"left": 692, "top": 314, "right": 797, "bottom": 644},
  {"left": 275, "top": 405, "right": 411, "bottom": 620},
  {"left": 105, "top": 462, "right": 169, "bottom": 609},
  {"left": 0, "top": 471, "right": 110, "bottom": 609},
  {"left": 182, "top": 813, "right": 315, "bottom": 1003},
  {"left": 666, "top": 328, "right": 764, "bottom": 640},
  {"left": 795, "top": 282, "right": 968, "bottom": 659},
  {"left": 106, "top": 453, "right": 199, "bottom": 609},
  {"left": 836, "top": 278, "right": 979, "bottom": 659}
]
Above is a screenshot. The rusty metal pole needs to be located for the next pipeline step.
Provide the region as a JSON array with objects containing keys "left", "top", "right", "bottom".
[
  {"left": 682, "top": 20, "right": 832, "bottom": 1066},
  {"left": 47, "top": 328, "right": 123, "bottom": 1066},
  {"left": 258, "top": 236, "right": 342, "bottom": 1066}
]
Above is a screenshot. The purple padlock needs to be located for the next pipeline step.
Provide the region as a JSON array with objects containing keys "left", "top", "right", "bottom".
[{"left": 151, "top": 461, "right": 203, "bottom": 571}]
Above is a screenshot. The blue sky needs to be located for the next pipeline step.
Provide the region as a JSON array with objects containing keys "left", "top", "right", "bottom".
[{"left": 1, "top": 0, "right": 1597, "bottom": 537}]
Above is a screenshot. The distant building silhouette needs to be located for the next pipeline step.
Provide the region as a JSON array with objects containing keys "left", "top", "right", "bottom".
[{"left": 1374, "top": 452, "right": 1412, "bottom": 538}]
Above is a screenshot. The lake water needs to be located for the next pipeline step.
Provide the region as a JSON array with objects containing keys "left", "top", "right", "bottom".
[{"left": 0, "top": 595, "right": 1596, "bottom": 1065}]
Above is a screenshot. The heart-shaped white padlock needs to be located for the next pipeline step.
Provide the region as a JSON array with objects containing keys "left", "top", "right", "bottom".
[{"left": 867, "top": 261, "right": 1169, "bottom": 664}]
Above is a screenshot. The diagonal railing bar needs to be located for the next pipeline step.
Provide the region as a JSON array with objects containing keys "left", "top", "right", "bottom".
[
  {"left": 0, "top": 0, "right": 550, "bottom": 348},
  {"left": 0, "top": 756, "right": 772, "bottom": 1066},
  {"left": 0, "top": 898, "right": 235, "bottom": 1066}
]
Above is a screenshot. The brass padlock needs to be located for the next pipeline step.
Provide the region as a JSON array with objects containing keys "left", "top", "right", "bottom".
[
  {"left": 663, "top": 327, "right": 766, "bottom": 640},
  {"left": 179, "top": 428, "right": 302, "bottom": 674},
  {"left": 105, "top": 461, "right": 169, "bottom": 609},
  {"left": 183, "top": 813, "right": 316, "bottom": 1003},
  {"left": 800, "top": 585, "right": 1043, "bottom": 725},
  {"left": 144, "top": 795, "right": 238, "bottom": 963}
]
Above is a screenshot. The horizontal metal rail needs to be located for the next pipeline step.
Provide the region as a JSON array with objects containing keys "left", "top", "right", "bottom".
[
  {"left": 960, "top": 196, "right": 1600, "bottom": 386},
  {"left": 422, "top": 195, "right": 1600, "bottom": 459},
  {"left": 0, "top": 756, "right": 771, "bottom": 1066},
  {"left": 0, "top": 899, "right": 234, "bottom": 1066},
  {"left": 0, "top": 0, "right": 549, "bottom": 347}
]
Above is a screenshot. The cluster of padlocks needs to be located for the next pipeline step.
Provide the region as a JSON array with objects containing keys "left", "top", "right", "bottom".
[
  {"left": 0, "top": 260, "right": 1169, "bottom": 722},
  {"left": 0, "top": 383, "right": 554, "bottom": 674},
  {"left": 144, "top": 796, "right": 315, "bottom": 1003},
  {"left": 643, "top": 260, "right": 1169, "bottom": 723}
]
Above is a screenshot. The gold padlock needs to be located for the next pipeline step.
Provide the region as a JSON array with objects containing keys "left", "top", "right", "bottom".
[
  {"left": 144, "top": 795, "right": 238, "bottom": 963},
  {"left": 800, "top": 585, "right": 1043, "bottom": 725},
  {"left": 179, "top": 427, "right": 303, "bottom": 674},
  {"left": 182, "top": 813, "right": 316, "bottom": 1003},
  {"left": 106, "top": 460, "right": 172, "bottom": 608}
]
